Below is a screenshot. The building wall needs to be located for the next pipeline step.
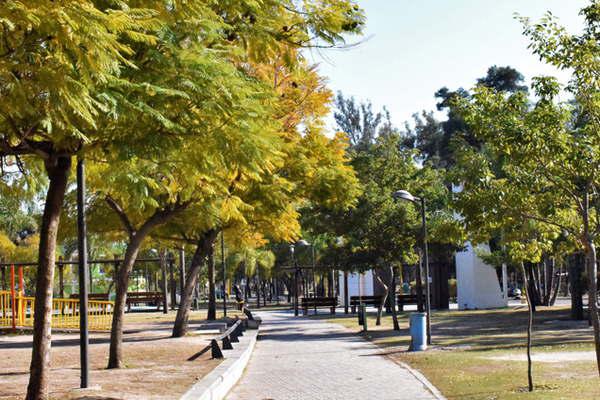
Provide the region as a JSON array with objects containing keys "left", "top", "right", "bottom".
[
  {"left": 456, "top": 242, "right": 507, "bottom": 309},
  {"left": 337, "top": 270, "right": 375, "bottom": 305}
]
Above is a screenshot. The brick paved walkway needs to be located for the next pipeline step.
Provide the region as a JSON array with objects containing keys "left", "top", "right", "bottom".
[{"left": 226, "top": 310, "right": 439, "bottom": 400}]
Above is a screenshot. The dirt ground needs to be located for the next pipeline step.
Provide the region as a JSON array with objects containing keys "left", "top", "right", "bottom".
[{"left": 0, "top": 311, "right": 229, "bottom": 400}]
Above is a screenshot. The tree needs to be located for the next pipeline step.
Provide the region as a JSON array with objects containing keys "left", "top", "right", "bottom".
[
  {"left": 452, "top": 142, "right": 559, "bottom": 391},
  {"left": 408, "top": 66, "right": 527, "bottom": 170},
  {"left": 454, "top": 47, "right": 600, "bottom": 377},
  {"left": 165, "top": 50, "right": 363, "bottom": 338},
  {"left": 87, "top": 48, "right": 283, "bottom": 367},
  {"left": 0, "top": 3, "right": 159, "bottom": 397},
  {"left": 333, "top": 93, "right": 384, "bottom": 148}
]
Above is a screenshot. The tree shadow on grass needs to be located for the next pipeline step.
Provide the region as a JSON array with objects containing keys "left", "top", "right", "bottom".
[{"left": 322, "top": 306, "right": 594, "bottom": 352}]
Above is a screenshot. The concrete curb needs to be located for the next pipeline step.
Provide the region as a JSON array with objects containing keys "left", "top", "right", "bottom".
[
  {"left": 356, "top": 334, "right": 447, "bottom": 400},
  {"left": 180, "top": 327, "right": 259, "bottom": 400},
  {"left": 391, "top": 358, "right": 447, "bottom": 400},
  {"left": 352, "top": 328, "right": 446, "bottom": 400}
]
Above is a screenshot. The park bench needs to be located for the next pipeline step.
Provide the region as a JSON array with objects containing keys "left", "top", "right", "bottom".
[
  {"left": 69, "top": 293, "right": 109, "bottom": 301},
  {"left": 350, "top": 295, "right": 383, "bottom": 313},
  {"left": 397, "top": 294, "right": 426, "bottom": 311},
  {"left": 188, "top": 319, "right": 246, "bottom": 360},
  {"left": 126, "top": 291, "right": 164, "bottom": 312},
  {"left": 301, "top": 296, "right": 337, "bottom": 315}
]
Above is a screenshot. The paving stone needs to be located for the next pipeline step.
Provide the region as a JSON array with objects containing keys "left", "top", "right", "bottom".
[{"left": 226, "top": 310, "right": 438, "bottom": 400}]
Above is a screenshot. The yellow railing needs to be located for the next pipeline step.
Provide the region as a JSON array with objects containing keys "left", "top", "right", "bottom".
[
  {"left": 0, "top": 290, "right": 12, "bottom": 328},
  {"left": 0, "top": 290, "right": 113, "bottom": 331}
]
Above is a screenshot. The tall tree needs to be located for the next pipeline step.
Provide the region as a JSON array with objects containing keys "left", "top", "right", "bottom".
[
  {"left": 0, "top": 3, "right": 158, "bottom": 398},
  {"left": 409, "top": 65, "right": 528, "bottom": 170},
  {"left": 333, "top": 93, "right": 384, "bottom": 148},
  {"left": 454, "top": 64, "right": 600, "bottom": 378}
]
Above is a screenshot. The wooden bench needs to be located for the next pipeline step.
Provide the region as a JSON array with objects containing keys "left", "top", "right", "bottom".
[
  {"left": 350, "top": 295, "right": 383, "bottom": 313},
  {"left": 69, "top": 293, "right": 109, "bottom": 301},
  {"left": 126, "top": 291, "right": 164, "bottom": 311},
  {"left": 301, "top": 297, "right": 337, "bottom": 315},
  {"left": 397, "top": 294, "right": 426, "bottom": 311}
]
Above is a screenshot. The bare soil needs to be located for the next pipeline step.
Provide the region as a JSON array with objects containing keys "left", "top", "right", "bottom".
[{"left": 0, "top": 310, "right": 227, "bottom": 400}]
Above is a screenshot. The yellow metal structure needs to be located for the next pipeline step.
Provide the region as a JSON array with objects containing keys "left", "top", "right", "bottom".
[{"left": 0, "top": 290, "right": 113, "bottom": 331}]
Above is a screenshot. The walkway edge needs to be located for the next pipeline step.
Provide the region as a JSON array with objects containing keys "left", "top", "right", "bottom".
[
  {"left": 180, "top": 327, "right": 259, "bottom": 400},
  {"left": 354, "top": 327, "right": 446, "bottom": 400},
  {"left": 390, "top": 358, "right": 447, "bottom": 400},
  {"left": 357, "top": 332, "right": 446, "bottom": 400}
]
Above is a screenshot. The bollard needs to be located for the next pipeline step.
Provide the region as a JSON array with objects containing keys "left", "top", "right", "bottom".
[
  {"left": 210, "top": 339, "right": 224, "bottom": 359},
  {"left": 222, "top": 335, "right": 233, "bottom": 350},
  {"left": 409, "top": 312, "right": 427, "bottom": 351}
]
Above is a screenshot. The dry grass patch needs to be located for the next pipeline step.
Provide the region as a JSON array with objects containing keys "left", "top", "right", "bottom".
[
  {"left": 325, "top": 306, "right": 598, "bottom": 400},
  {"left": 0, "top": 310, "right": 240, "bottom": 400}
]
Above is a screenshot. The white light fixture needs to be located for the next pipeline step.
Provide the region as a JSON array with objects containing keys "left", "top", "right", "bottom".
[{"left": 392, "top": 189, "right": 419, "bottom": 203}]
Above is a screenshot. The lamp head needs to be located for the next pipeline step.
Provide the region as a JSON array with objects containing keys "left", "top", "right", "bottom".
[
  {"left": 392, "top": 189, "right": 418, "bottom": 203},
  {"left": 296, "top": 239, "right": 311, "bottom": 246}
]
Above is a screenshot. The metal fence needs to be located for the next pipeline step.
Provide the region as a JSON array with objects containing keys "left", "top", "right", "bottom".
[{"left": 0, "top": 290, "right": 113, "bottom": 331}]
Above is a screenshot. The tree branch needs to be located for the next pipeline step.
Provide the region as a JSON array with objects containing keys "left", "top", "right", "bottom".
[
  {"left": 105, "top": 195, "right": 136, "bottom": 237},
  {"left": 520, "top": 212, "right": 577, "bottom": 235}
]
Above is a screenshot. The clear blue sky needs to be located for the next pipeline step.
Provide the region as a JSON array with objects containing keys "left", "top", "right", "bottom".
[{"left": 313, "top": 0, "right": 588, "bottom": 130}]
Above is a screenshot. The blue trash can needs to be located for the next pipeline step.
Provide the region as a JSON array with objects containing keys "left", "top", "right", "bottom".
[{"left": 409, "top": 312, "right": 427, "bottom": 351}]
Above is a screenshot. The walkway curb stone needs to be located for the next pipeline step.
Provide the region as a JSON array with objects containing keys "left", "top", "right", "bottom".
[
  {"left": 389, "top": 358, "right": 447, "bottom": 400},
  {"left": 180, "top": 327, "right": 259, "bottom": 400}
]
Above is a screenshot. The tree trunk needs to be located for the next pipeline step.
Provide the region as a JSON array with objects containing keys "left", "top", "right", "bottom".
[
  {"left": 107, "top": 232, "right": 146, "bottom": 369},
  {"left": 26, "top": 155, "right": 71, "bottom": 400},
  {"left": 256, "top": 276, "right": 261, "bottom": 309},
  {"left": 373, "top": 270, "right": 388, "bottom": 326},
  {"left": 584, "top": 240, "right": 600, "bottom": 377},
  {"left": 390, "top": 266, "right": 400, "bottom": 331},
  {"left": 520, "top": 262, "right": 534, "bottom": 392},
  {"left": 548, "top": 259, "right": 561, "bottom": 307},
  {"left": 207, "top": 246, "right": 216, "bottom": 320},
  {"left": 263, "top": 281, "right": 267, "bottom": 306},
  {"left": 172, "top": 230, "right": 217, "bottom": 337},
  {"left": 169, "top": 256, "right": 176, "bottom": 309},
  {"left": 526, "top": 263, "right": 540, "bottom": 311},
  {"left": 581, "top": 191, "right": 600, "bottom": 376},
  {"left": 570, "top": 253, "right": 585, "bottom": 320}
]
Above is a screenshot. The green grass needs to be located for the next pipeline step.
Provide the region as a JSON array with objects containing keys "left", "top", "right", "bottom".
[{"left": 325, "top": 306, "right": 599, "bottom": 400}]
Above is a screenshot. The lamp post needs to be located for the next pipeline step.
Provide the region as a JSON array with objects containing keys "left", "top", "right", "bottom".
[
  {"left": 221, "top": 231, "right": 227, "bottom": 317},
  {"left": 290, "top": 244, "right": 299, "bottom": 316},
  {"left": 392, "top": 189, "right": 432, "bottom": 345},
  {"left": 76, "top": 157, "right": 90, "bottom": 388},
  {"left": 297, "top": 240, "right": 316, "bottom": 313},
  {"left": 290, "top": 240, "right": 315, "bottom": 316}
]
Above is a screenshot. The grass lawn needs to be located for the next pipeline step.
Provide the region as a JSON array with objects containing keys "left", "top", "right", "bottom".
[{"left": 325, "top": 305, "right": 599, "bottom": 400}]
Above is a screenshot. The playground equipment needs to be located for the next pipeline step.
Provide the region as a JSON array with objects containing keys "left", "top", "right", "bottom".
[{"left": 0, "top": 265, "right": 114, "bottom": 331}]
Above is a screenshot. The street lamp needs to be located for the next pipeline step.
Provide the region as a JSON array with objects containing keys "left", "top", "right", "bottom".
[
  {"left": 297, "top": 240, "right": 317, "bottom": 313},
  {"left": 290, "top": 240, "right": 315, "bottom": 316},
  {"left": 392, "top": 189, "right": 432, "bottom": 345},
  {"left": 290, "top": 244, "right": 299, "bottom": 316}
]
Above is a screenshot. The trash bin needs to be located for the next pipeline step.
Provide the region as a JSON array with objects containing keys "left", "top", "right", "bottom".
[{"left": 409, "top": 312, "right": 427, "bottom": 351}]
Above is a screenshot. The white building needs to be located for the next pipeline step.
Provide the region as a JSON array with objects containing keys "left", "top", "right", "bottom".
[
  {"left": 337, "top": 270, "right": 375, "bottom": 306},
  {"left": 455, "top": 243, "right": 507, "bottom": 309}
]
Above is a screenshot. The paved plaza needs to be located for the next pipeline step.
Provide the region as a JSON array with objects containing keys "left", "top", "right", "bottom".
[{"left": 226, "top": 310, "right": 439, "bottom": 400}]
